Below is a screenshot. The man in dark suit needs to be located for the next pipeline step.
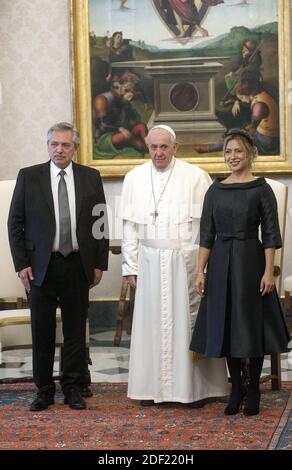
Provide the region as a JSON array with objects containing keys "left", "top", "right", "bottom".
[{"left": 8, "top": 122, "right": 109, "bottom": 411}]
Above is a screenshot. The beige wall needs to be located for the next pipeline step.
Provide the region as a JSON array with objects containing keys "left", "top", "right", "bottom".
[
  {"left": 0, "top": 0, "right": 292, "bottom": 294},
  {"left": 0, "top": 0, "right": 73, "bottom": 178}
]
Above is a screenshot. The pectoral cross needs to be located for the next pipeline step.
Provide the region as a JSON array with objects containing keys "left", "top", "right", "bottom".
[{"left": 150, "top": 210, "right": 158, "bottom": 224}]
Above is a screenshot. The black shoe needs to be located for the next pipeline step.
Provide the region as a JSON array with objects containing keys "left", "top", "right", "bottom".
[
  {"left": 64, "top": 388, "right": 87, "bottom": 409},
  {"left": 188, "top": 399, "right": 206, "bottom": 408},
  {"left": 140, "top": 400, "right": 155, "bottom": 406},
  {"left": 29, "top": 394, "right": 54, "bottom": 411},
  {"left": 224, "top": 402, "right": 242, "bottom": 415},
  {"left": 80, "top": 386, "right": 93, "bottom": 398},
  {"left": 243, "top": 388, "right": 260, "bottom": 416},
  {"left": 224, "top": 386, "right": 246, "bottom": 416}
]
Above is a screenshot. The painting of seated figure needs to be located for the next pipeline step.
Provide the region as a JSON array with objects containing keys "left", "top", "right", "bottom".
[{"left": 72, "top": 0, "right": 292, "bottom": 177}]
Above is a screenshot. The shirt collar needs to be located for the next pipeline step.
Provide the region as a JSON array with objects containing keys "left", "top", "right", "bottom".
[{"left": 50, "top": 160, "right": 73, "bottom": 177}]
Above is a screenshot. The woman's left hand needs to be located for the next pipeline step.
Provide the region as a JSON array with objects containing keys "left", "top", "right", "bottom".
[{"left": 260, "top": 272, "right": 275, "bottom": 296}]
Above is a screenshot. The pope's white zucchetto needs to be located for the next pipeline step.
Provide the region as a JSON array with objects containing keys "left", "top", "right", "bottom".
[{"left": 149, "top": 124, "right": 176, "bottom": 141}]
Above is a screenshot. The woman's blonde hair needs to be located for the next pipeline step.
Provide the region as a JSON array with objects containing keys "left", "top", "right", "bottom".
[{"left": 223, "top": 129, "right": 258, "bottom": 169}]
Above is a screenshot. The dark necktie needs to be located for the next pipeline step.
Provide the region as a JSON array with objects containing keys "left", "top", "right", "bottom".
[{"left": 58, "top": 170, "right": 73, "bottom": 257}]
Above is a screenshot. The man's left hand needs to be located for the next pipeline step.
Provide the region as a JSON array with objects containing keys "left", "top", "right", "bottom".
[{"left": 90, "top": 269, "right": 103, "bottom": 288}]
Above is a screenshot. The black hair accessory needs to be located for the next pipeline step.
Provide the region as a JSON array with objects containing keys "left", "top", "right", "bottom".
[{"left": 224, "top": 128, "right": 254, "bottom": 146}]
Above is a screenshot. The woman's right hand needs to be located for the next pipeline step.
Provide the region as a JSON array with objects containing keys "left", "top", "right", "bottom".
[{"left": 195, "top": 273, "right": 205, "bottom": 297}]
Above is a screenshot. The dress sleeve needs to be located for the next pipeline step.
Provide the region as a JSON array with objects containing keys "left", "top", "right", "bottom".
[
  {"left": 260, "top": 184, "right": 282, "bottom": 249},
  {"left": 199, "top": 186, "right": 216, "bottom": 249}
]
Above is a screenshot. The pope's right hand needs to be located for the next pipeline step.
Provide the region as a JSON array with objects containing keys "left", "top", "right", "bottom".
[{"left": 124, "top": 275, "right": 137, "bottom": 289}]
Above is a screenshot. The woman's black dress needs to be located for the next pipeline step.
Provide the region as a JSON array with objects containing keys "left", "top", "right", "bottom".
[{"left": 190, "top": 177, "right": 289, "bottom": 358}]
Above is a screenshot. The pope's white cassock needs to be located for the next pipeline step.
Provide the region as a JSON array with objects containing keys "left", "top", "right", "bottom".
[{"left": 120, "top": 157, "right": 229, "bottom": 403}]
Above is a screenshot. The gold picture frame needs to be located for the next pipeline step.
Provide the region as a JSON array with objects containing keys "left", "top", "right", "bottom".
[{"left": 71, "top": 0, "right": 292, "bottom": 177}]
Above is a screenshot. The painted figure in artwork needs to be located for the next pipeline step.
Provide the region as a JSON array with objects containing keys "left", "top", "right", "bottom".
[
  {"left": 194, "top": 36, "right": 279, "bottom": 156},
  {"left": 158, "top": 0, "right": 224, "bottom": 38},
  {"left": 223, "top": 40, "right": 263, "bottom": 101},
  {"left": 234, "top": 82, "right": 279, "bottom": 155},
  {"left": 214, "top": 40, "right": 263, "bottom": 131},
  {"left": 106, "top": 31, "right": 134, "bottom": 79},
  {"left": 195, "top": 81, "right": 279, "bottom": 156},
  {"left": 92, "top": 82, "right": 148, "bottom": 157}
]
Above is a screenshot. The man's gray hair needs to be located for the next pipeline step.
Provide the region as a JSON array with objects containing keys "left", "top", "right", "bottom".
[{"left": 47, "top": 122, "right": 80, "bottom": 147}]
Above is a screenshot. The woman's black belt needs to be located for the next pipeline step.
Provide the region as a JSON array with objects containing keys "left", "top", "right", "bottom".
[{"left": 217, "top": 231, "right": 258, "bottom": 241}]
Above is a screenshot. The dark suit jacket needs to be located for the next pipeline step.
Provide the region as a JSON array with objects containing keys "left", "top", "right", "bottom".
[{"left": 8, "top": 161, "right": 109, "bottom": 286}]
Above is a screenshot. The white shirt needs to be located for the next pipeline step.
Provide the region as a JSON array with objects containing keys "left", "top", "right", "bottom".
[{"left": 50, "top": 161, "right": 79, "bottom": 252}]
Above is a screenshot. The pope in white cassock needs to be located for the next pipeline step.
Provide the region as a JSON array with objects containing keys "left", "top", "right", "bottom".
[{"left": 120, "top": 125, "right": 229, "bottom": 407}]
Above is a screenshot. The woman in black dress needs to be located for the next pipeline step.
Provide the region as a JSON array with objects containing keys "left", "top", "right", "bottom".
[{"left": 190, "top": 128, "right": 289, "bottom": 416}]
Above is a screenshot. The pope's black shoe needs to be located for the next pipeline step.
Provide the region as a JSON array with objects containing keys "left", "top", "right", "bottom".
[
  {"left": 64, "top": 388, "right": 87, "bottom": 409},
  {"left": 188, "top": 399, "right": 206, "bottom": 408},
  {"left": 29, "top": 394, "right": 54, "bottom": 411},
  {"left": 140, "top": 400, "right": 155, "bottom": 406}
]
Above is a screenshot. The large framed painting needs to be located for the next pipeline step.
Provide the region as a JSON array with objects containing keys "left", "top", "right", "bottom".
[{"left": 71, "top": 0, "right": 292, "bottom": 177}]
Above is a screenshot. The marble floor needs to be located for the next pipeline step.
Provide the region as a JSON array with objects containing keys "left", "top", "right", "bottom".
[{"left": 1, "top": 329, "right": 292, "bottom": 383}]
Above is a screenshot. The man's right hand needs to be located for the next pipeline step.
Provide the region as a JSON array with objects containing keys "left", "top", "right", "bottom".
[
  {"left": 18, "top": 267, "right": 34, "bottom": 293},
  {"left": 124, "top": 275, "right": 137, "bottom": 289}
]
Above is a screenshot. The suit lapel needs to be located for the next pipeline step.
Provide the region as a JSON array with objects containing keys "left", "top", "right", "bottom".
[
  {"left": 40, "top": 161, "right": 55, "bottom": 216},
  {"left": 73, "top": 162, "right": 84, "bottom": 222}
]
